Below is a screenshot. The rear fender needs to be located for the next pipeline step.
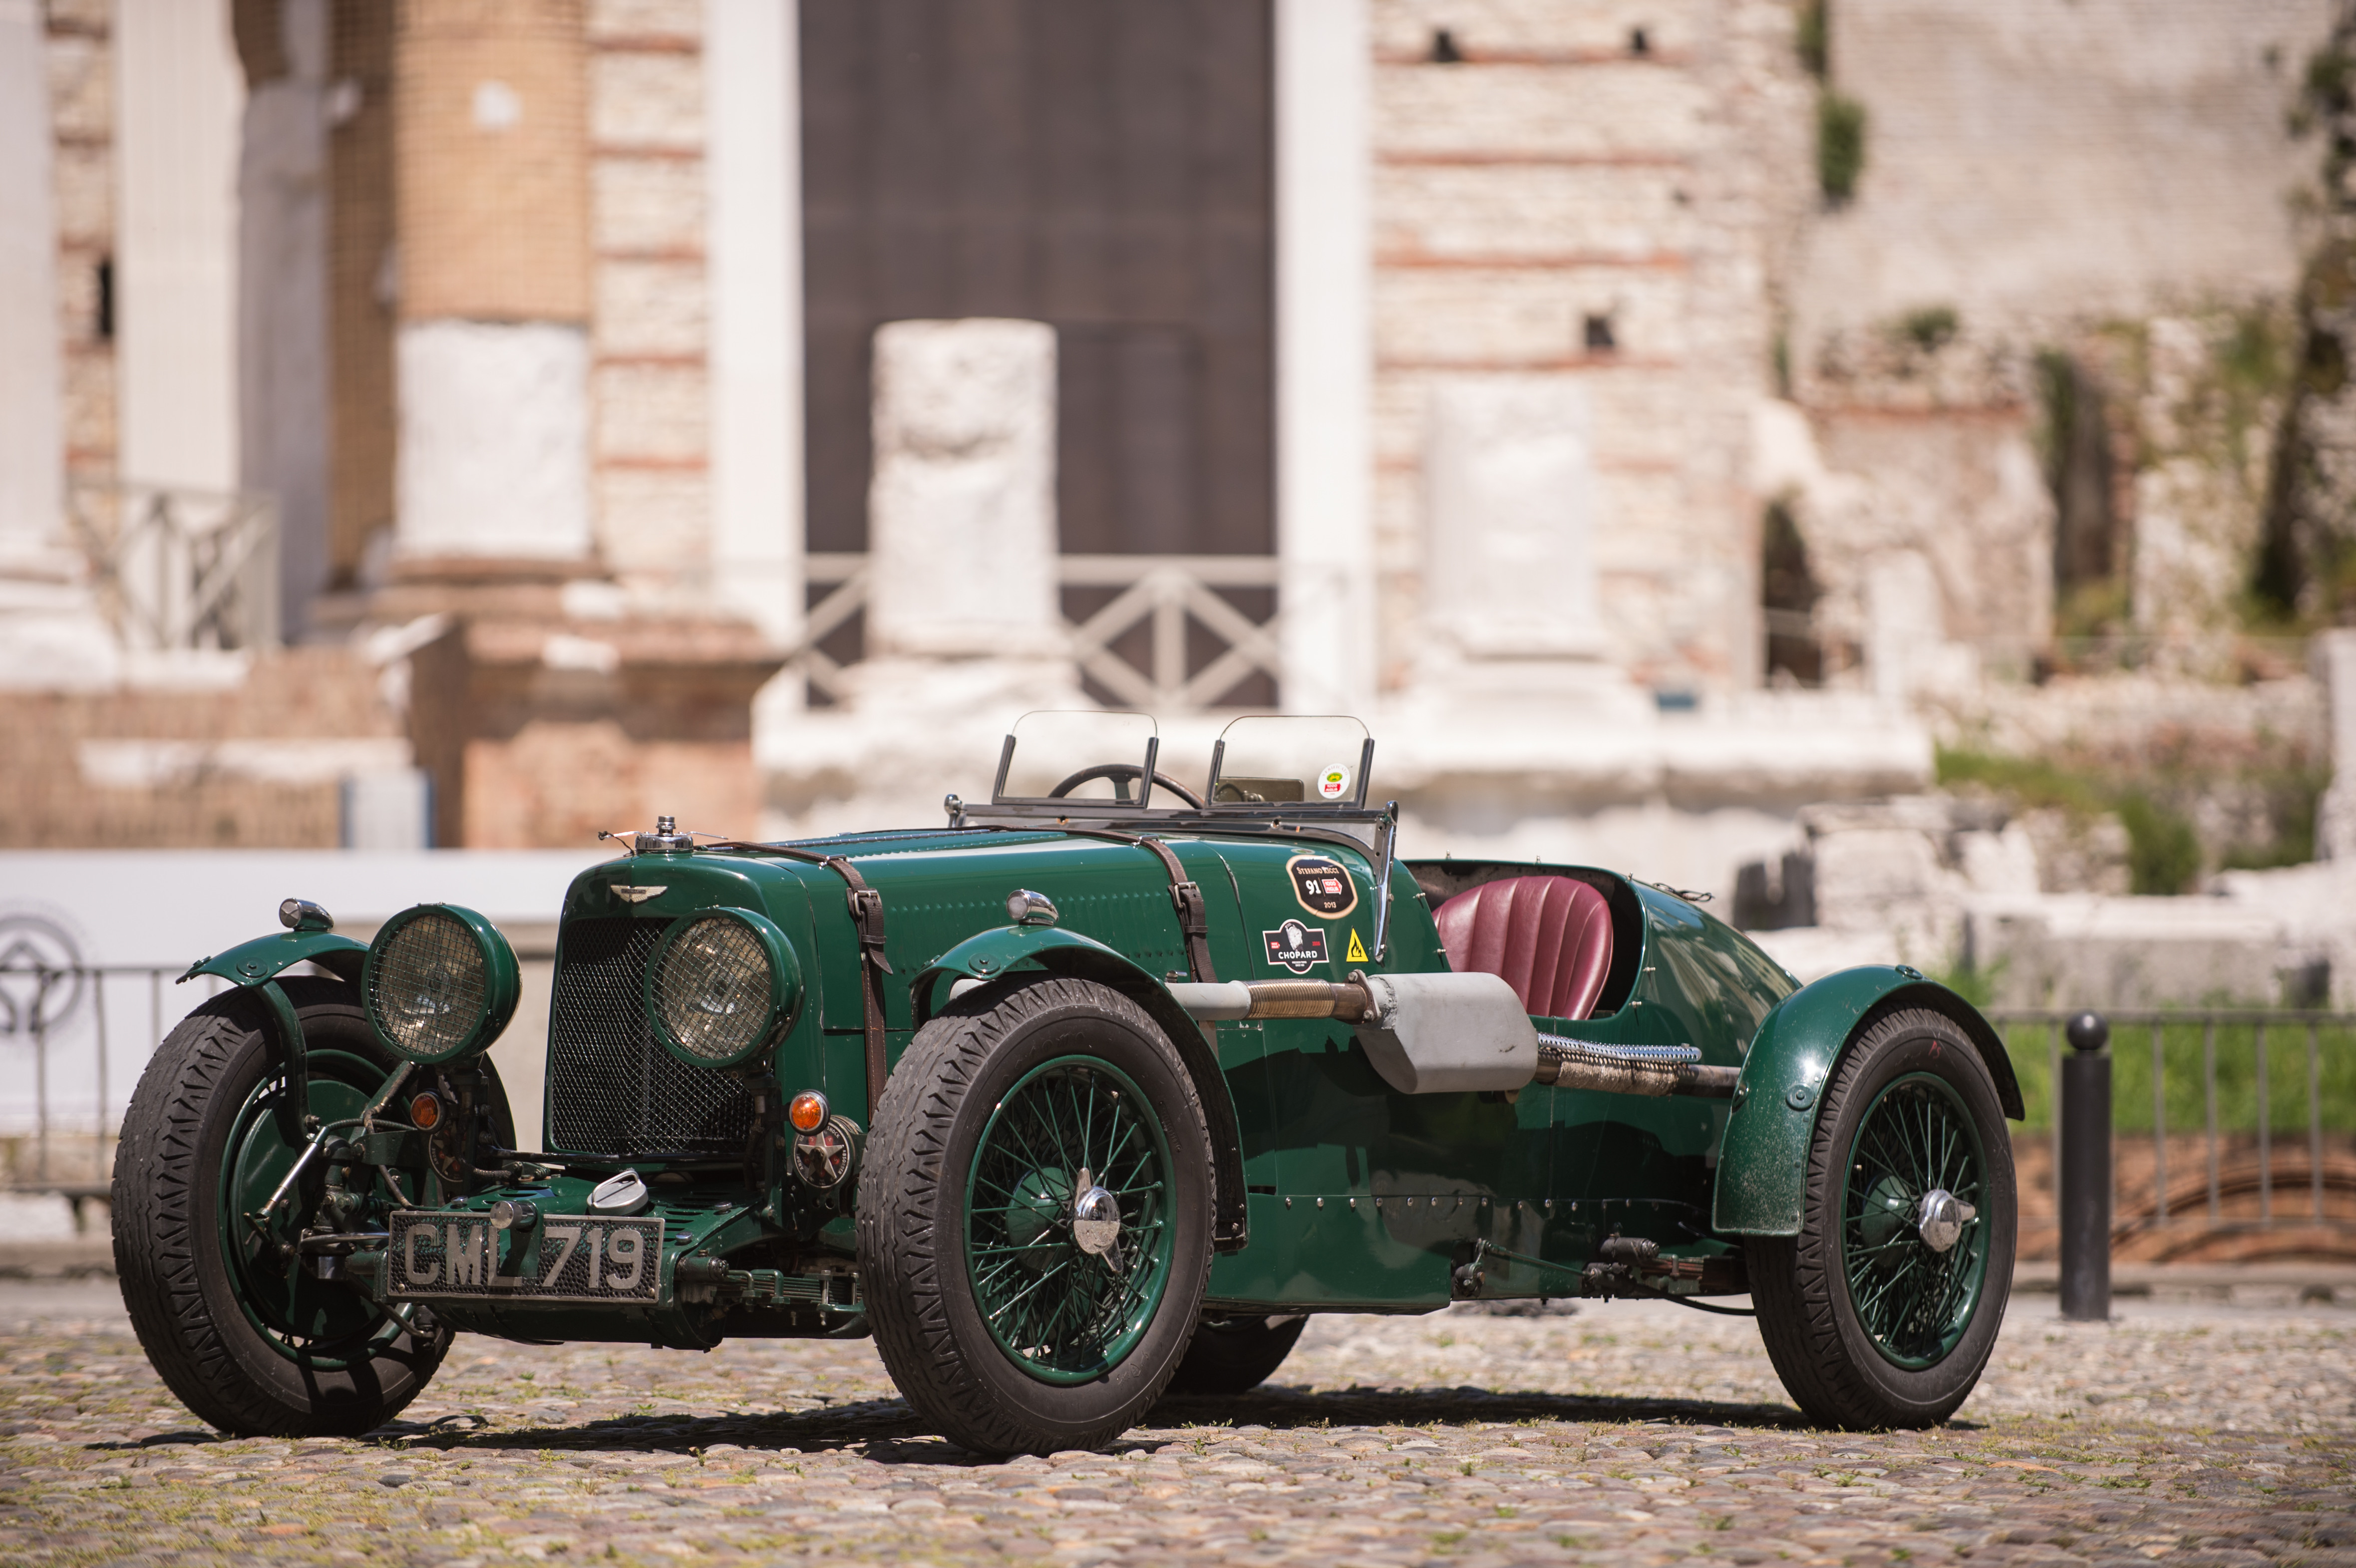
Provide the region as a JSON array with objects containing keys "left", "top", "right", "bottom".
[
  {"left": 1711, "top": 967, "right": 2021, "bottom": 1236},
  {"left": 912, "top": 925, "right": 1251, "bottom": 1253}
]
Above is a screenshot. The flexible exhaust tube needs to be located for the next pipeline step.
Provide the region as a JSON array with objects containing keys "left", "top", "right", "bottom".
[{"left": 1535, "top": 1036, "right": 1739, "bottom": 1099}]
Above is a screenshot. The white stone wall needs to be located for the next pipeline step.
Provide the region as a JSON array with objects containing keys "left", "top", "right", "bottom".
[
  {"left": 1794, "top": 0, "right": 2334, "bottom": 358},
  {"left": 1369, "top": 0, "right": 1815, "bottom": 697},
  {"left": 395, "top": 322, "right": 593, "bottom": 560}
]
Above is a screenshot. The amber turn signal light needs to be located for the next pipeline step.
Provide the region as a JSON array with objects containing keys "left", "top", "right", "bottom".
[
  {"left": 408, "top": 1092, "right": 443, "bottom": 1130},
  {"left": 787, "top": 1090, "right": 829, "bottom": 1134}
]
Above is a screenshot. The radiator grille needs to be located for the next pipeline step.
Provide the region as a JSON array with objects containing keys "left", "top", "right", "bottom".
[{"left": 546, "top": 917, "right": 758, "bottom": 1156}]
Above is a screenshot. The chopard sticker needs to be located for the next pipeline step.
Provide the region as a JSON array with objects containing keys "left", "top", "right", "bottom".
[
  {"left": 1316, "top": 763, "right": 1352, "bottom": 801},
  {"left": 1263, "top": 920, "right": 1330, "bottom": 974},
  {"left": 1286, "top": 853, "right": 1358, "bottom": 919}
]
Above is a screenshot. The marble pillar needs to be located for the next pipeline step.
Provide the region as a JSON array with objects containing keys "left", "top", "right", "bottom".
[
  {"left": 1275, "top": 0, "right": 1375, "bottom": 716},
  {"left": 237, "top": 0, "right": 331, "bottom": 636},
  {"left": 0, "top": 0, "right": 115, "bottom": 689},
  {"left": 1403, "top": 376, "right": 1638, "bottom": 714},
  {"left": 866, "top": 319, "right": 1064, "bottom": 661},
  {"left": 115, "top": 0, "right": 244, "bottom": 494}
]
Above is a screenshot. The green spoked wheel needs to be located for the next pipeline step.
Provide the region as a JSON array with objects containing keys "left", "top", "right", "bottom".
[
  {"left": 860, "top": 977, "right": 1214, "bottom": 1457},
  {"left": 1751, "top": 1008, "right": 2016, "bottom": 1429},
  {"left": 966, "top": 1056, "right": 1175, "bottom": 1384},
  {"left": 1841, "top": 1072, "right": 1990, "bottom": 1369},
  {"left": 214, "top": 1044, "right": 408, "bottom": 1363},
  {"left": 114, "top": 978, "right": 509, "bottom": 1437}
]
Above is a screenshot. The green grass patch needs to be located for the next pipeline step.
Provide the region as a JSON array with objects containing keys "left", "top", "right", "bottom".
[{"left": 1996, "top": 1016, "right": 2356, "bottom": 1133}]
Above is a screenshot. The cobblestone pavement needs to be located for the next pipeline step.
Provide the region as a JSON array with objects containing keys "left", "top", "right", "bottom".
[{"left": 1, "top": 1291, "right": 2349, "bottom": 1567}]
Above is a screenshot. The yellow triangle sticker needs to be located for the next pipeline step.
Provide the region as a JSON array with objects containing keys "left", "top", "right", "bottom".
[{"left": 1345, "top": 929, "right": 1368, "bottom": 963}]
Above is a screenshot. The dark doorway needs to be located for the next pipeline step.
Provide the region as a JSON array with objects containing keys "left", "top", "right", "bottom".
[
  {"left": 2038, "top": 350, "right": 2119, "bottom": 623},
  {"left": 799, "top": 0, "right": 1275, "bottom": 560},
  {"left": 1761, "top": 501, "right": 1823, "bottom": 686}
]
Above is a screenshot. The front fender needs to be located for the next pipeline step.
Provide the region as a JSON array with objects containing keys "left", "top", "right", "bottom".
[
  {"left": 909, "top": 925, "right": 1145, "bottom": 1025},
  {"left": 182, "top": 929, "right": 367, "bottom": 990},
  {"left": 909, "top": 924, "right": 1252, "bottom": 1254},
  {"left": 1711, "top": 967, "right": 2021, "bottom": 1236}
]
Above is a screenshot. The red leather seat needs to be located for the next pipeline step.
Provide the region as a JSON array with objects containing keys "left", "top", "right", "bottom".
[{"left": 1434, "top": 875, "right": 1616, "bottom": 1020}]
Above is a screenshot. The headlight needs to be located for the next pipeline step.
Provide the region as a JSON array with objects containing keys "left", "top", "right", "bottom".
[
  {"left": 646, "top": 908, "right": 802, "bottom": 1070},
  {"left": 363, "top": 904, "right": 519, "bottom": 1065}
]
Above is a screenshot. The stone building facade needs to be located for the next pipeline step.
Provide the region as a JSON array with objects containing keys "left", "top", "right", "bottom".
[{"left": 0, "top": 0, "right": 2344, "bottom": 897}]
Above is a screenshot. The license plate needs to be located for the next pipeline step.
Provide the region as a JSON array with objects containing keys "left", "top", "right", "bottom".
[{"left": 387, "top": 1211, "right": 664, "bottom": 1303}]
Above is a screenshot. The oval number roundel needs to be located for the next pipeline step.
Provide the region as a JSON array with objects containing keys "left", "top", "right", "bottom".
[{"left": 1286, "top": 854, "right": 1358, "bottom": 919}]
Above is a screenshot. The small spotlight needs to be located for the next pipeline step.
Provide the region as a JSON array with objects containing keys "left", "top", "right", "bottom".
[{"left": 788, "top": 1090, "right": 830, "bottom": 1134}]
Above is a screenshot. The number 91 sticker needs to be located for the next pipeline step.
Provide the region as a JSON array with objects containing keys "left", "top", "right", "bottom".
[{"left": 1286, "top": 853, "right": 1358, "bottom": 919}]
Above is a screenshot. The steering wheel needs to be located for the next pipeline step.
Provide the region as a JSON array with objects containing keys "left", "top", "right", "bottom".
[{"left": 1046, "top": 763, "right": 1207, "bottom": 810}]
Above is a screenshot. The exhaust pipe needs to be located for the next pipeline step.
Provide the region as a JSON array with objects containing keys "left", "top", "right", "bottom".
[
  {"left": 1535, "top": 1036, "right": 1738, "bottom": 1099},
  {"left": 1168, "top": 980, "right": 1737, "bottom": 1100}
]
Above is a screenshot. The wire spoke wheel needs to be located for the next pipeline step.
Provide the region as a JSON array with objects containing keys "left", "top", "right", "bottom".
[
  {"left": 1749, "top": 1007, "right": 2016, "bottom": 1429},
  {"left": 860, "top": 976, "right": 1213, "bottom": 1456},
  {"left": 966, "top": 1056, "right": 1174, "bottom": 1384},
  {"left": 1839, "top": 1071, "right": 1988, "bottom": 1369}
]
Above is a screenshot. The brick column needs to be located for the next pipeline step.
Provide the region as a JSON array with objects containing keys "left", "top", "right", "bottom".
[{"left": 391, "top": 0, "right": 592, "bottom": 564}]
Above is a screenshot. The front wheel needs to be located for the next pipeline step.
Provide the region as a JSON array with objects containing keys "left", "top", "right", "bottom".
[
  {"left": 857, "top": 977, "right": 1215, "bottom": 1456},
  {"left": 1750, "top": 1006, "right": 2016, "bottom": 1429},
  {"left": 113, "top": 977, "right": 505, "bottom": 1437}
]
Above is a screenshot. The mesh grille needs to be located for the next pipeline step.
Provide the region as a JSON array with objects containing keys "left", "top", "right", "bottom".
[
  {"left": 547, "top": 918, "right": 758, "bottom": 1156},
  {"left": 653, "top": 917, "right": 772, "bottom": 1062},
  {"left": 368, "top": 910, "right": 484, "bottom": 1059}
]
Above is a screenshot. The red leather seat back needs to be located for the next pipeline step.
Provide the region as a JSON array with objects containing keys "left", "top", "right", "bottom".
[{"left": 1434, "top": 875, "right": 1616, "bottom": 1020}]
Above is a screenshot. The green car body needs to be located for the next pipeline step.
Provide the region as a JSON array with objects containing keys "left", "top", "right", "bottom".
[
  {"left": 128, "top": 718, "right": 2023, "bottom": 1445},
  {"left": 197, "top": 826, "right": 2015, "bottom": 1343}
]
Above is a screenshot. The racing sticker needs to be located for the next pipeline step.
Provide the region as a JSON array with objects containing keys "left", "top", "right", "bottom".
[
  {"left": 1263, "top": 919, "right": 1330, "bottom": 974},
  {"left": 1316, "top": 763, "right": 1352, "bottom": 801},
  {"left": 1286, "top": 853, "right": 1359, "bottom": 919}
]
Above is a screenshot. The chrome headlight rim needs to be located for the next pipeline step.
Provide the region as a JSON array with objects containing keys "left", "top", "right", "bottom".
[
  {"left": 644, "top": 907, "right": 803, "bottom": 1071},
  {"left": 361, "top": 903, "right": 521, "bottom": 1066}
]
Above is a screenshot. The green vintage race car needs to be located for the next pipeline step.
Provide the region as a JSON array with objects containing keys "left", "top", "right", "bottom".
[{"left": 115, "top": 713, "right": 2021, "bottom": 1453}]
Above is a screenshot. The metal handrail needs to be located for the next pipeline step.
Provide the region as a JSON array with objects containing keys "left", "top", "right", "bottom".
[
  {"left": 65, "top": 480, "right": 281, "bottom": 651},
  {"left": 1986, "top": 1007, "right": 2352, "bottom": 1234},
  {"left": 0, "top": 962, "right": 228, "bottom": 1192},
  {"left": 791, "top": 552, "right": 1283, "bottom": 711}
]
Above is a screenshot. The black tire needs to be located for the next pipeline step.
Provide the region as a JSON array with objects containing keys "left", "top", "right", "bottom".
[
  {"left": 1164, "top": 1312, "right": 1308, "bottom": 1396},
  {"left": 857, "top": 976, "right": 1215, "bottom": 1457},
  {"left": 1750, "top": 1007, "right": 2016, "bottom": 1429},
  {"left": 113, "top": 977, "right": 502, "bottom": 1437}
]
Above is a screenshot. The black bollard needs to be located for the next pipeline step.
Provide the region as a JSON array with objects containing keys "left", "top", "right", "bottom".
[{"left": 2059, "top": 1010, "right": 2111, "bottom": 1321}]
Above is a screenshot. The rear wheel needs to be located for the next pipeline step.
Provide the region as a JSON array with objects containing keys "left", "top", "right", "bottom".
[
  {"left": 858, "top": 977, "right": 1214, "bottom": 1456},
  {"left": 1750, "top": 1007, "right": 2015, "bottom": 1429},
  {"left": 1164, "top": 1312, "right": 1307, "bottom": 1396},
  {"left": 113, "top": 977, "right": 506, "bottom": 1437}
]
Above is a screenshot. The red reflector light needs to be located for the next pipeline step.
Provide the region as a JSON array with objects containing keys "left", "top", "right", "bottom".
[
  {"left": 787, "top": 1090, "right": 829, "bottom": 1134},
  {"left": 408, "top": 1092, "right": 442, "bottom": 1130}
]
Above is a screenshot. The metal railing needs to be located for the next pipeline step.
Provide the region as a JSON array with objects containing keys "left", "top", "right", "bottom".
[
  {"left": 793, "top": 552, "right": 1283, "bottom": 711},
  {"left": 0, "top": 963, "right": 230, "bottom": 1198},
  {"left": 1989, "top": 1009, "right": 2356, "bottom": 1244},
  {"left": 67, "top": 480, "right": 281, "bottom": 652}
]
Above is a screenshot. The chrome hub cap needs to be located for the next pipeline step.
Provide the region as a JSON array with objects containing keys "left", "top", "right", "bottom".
[
  {"left": 1069, "top": 1168, "right": 1124, "bottom": 1269},
  {"left": 1917, "top": 1187, "right": 1976, "bottom": 1254}
]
